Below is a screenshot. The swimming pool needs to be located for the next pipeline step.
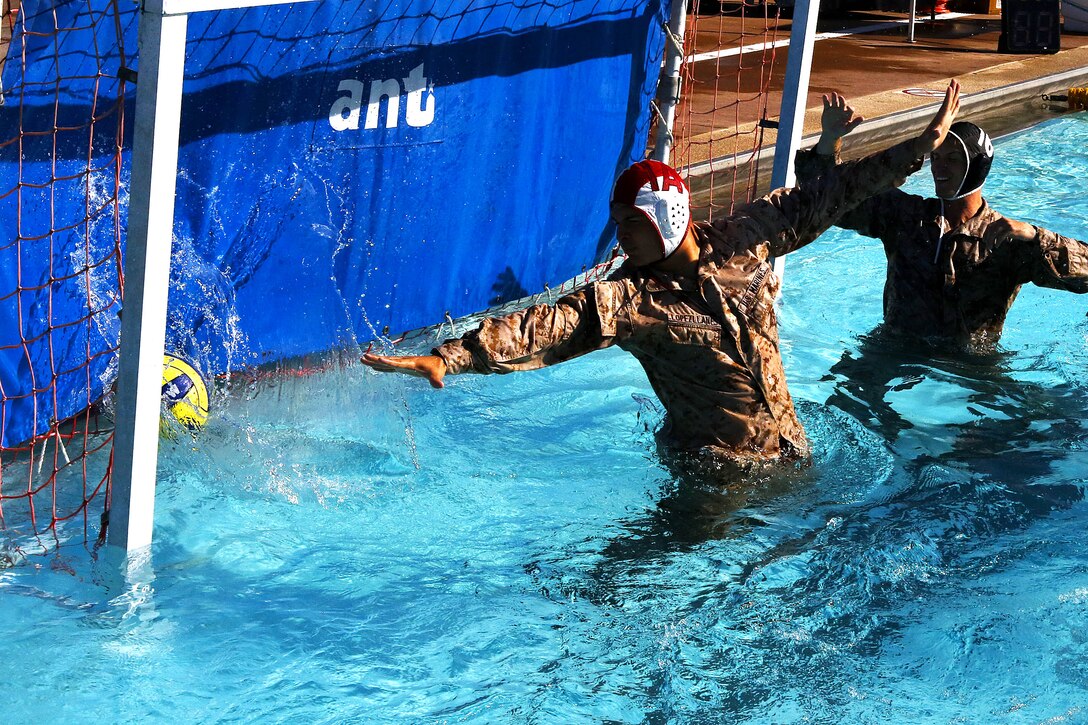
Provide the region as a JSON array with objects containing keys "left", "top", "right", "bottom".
[{"left": 2, "top": 113, "right": 1087, "bottom": 723}]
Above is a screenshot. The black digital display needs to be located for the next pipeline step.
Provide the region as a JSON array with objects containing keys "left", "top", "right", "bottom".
[{"left": 999, "top": 0, "right": 1061, "bottom": 53}]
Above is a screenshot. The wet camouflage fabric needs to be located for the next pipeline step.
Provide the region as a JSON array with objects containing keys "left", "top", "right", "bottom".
[
  {"left": 796, "top": 148, "right": 1088, "bottom": 346},
  {"left": 434, "top": 141, "right": 923, "bottom": 460}
]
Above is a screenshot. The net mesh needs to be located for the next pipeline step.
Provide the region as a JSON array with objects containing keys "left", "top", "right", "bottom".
[
  {"left": 0, "top": 0, "right": 126, "bottom": 558},
  {"left": 669, "top": 0, "right": 788, "bottom": 221}
]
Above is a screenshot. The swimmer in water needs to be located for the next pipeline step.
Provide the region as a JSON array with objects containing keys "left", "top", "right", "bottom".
[
  {"left": 796, "top": 91, "right": 1088, "bottom": 349},
  {"left": 361, "top": 82, "right": 963, "bottom": 462}
]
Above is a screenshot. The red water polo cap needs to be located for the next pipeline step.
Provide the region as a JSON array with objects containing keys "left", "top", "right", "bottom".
[{"left": 611, "top": 159, "right": 691, "bottom": 259}]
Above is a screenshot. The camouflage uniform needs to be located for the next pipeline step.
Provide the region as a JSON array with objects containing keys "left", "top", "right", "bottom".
[
  {"left": 434, "top": 141, "right": 923, "bottom": 460},
  {"left": 796, "top": 148, "right": 1088, "bottom": 346}
]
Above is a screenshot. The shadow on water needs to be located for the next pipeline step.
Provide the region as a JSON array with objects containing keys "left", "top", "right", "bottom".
[
  {"left": 557, "top": 441, "right": 823, "bottom": 614},
  {"left": 807, "top": 326, "right": 1088, "bottom": 585},
  {"left": 598, "top": 446, "right": 816, "bottom": 560},
  {"left": 825, "top": 325, "right": 1087, "bottom": 482},
  {"left": 575, "top": 325, "right": 1087, "bottom": 611}
]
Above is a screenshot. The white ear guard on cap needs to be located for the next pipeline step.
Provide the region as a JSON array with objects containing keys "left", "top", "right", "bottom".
[
  {"left": 655, "top": 197, "right": 674, "bottom": 237},
  {"left": 633, "top": 183, "right": 690, "bottom": 258}
]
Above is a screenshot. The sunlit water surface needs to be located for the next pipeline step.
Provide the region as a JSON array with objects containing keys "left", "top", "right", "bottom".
[{"left": 2, "top": 114, "right": 1087, "bottom": 724}]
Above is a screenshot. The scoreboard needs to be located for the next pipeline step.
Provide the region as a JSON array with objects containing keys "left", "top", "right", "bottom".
[{"left": 999, "top": 0, "right": 1061, "bottom": 53}]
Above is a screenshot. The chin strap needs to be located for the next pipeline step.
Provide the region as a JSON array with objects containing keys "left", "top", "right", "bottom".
[{"left": 934, "top": 198, "right": 948, "bottom": 264}]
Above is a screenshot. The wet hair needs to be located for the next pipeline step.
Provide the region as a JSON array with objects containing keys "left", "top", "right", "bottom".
[{"left": 941, "top": 121, "right": 994, "bottom": 200}]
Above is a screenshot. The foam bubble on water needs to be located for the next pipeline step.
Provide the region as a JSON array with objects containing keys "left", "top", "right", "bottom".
[{"left": 1057, "top": 587, "right": 1088, "bottom": 605}]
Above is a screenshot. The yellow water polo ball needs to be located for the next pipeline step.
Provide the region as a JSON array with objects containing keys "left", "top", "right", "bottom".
[{"left": 161, "top": 354, "right": 209, "bottom": 431}]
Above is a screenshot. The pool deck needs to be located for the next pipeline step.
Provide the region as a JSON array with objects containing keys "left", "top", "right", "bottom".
[{"left": 681, "top": 8, "right": 1088, "bottom": 179}]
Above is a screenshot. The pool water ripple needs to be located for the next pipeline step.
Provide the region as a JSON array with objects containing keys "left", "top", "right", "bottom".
[{"left": 2, "top": 113, "right": 1087, "bottom": 723}]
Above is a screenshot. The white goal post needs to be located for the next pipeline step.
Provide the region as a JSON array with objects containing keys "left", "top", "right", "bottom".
[
  {"left": 108, "top": 0, "right": 317, "bottom": 556},
  {"left": 770, "top": 0, "right": 823, "bottom": 282}
]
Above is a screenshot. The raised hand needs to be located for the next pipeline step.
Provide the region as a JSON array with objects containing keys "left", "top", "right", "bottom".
[
  {"left": 914, "top": 79, "right": 961, "bottom": 156},
  {"left": 816, "top": 92, "right": 865, "bottom": 155},
  {"left": 360, "top": 353, "right": 447, "bottom": 389},
  {"left": 823, "top": 93, "right": 864, "bottom": 139}
]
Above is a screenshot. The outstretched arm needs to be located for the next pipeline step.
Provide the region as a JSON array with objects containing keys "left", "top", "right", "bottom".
[
  {"left": 985, "top": 218, "right": 1088, "bottom": 292},
  {"left": 795, "top": 92, "right": 922, "bottom": 244},
  {"left": 360, "top": 353, "right": 447, "bottom": 388},
  {"left": 760, "top": 80, "right": 960, "bottom": 257},
  {"left": 981, "top": 216, "right": 1039, "bottom": 251},
  {"left": 360, "top": 285, "right": 615, "bottom": 386}
]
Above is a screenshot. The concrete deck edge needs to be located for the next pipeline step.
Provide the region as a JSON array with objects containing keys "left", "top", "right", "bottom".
[{"left": 684, "top": 45, "right": 1088, "bottom": 179}]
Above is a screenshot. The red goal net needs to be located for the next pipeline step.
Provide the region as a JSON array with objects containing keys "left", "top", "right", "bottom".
[
  {"left": 0, "top": 0, "right": 127, "bottom": 558},
  {"left": 669, "top": 0, "right": 790, "bottom": 220}
]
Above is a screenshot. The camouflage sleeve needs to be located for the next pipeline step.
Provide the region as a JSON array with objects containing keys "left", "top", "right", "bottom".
[
  {"left": 751, "top": 138, "right": 923, "bottom": 257},
  {"left": 793, "top": 146, "right": 839, "bottom": 183},
  {"left": 432, "top": 284, "right": 616, "bottom": 374},
  {"left": 1017, "top": 226, "right": 1088, "bottom": 293},
  {"left": 792, "top": 146, "right": 919, "bottom": 247}
]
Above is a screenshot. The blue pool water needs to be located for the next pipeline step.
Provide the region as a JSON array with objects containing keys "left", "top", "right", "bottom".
[{"left": 2, "top": 114, "right": 1087, "bottom": 723}]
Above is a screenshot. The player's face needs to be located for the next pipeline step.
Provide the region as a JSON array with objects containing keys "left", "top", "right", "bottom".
[
  {"left": 930, "top": 139, "right": 969, "bottom": 199},
  {"left": 611, "top": 203, "right": 664, "bottom": 266}
]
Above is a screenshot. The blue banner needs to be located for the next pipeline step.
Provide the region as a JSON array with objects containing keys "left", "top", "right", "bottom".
[{"left": 0, "top": 0, "right": 668, "bottom": 447}]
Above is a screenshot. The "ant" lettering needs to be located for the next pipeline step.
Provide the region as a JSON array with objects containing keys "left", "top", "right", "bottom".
[{"left": 329, "top": 63, "right": 435, "bottom": 132}]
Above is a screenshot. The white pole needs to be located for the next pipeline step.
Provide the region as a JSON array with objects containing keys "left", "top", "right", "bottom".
[
  {"left": 652, "top": 0, "right": 689, "bottom": 164},
  {"left": 908, "top": 0, "right": 917, "bottom": 42},
  {"left": 107, "top": 0, "right": 188, "bottom": 553},
  {"left": 769, "top": 0, "right": 822, "bottom": 282}
]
